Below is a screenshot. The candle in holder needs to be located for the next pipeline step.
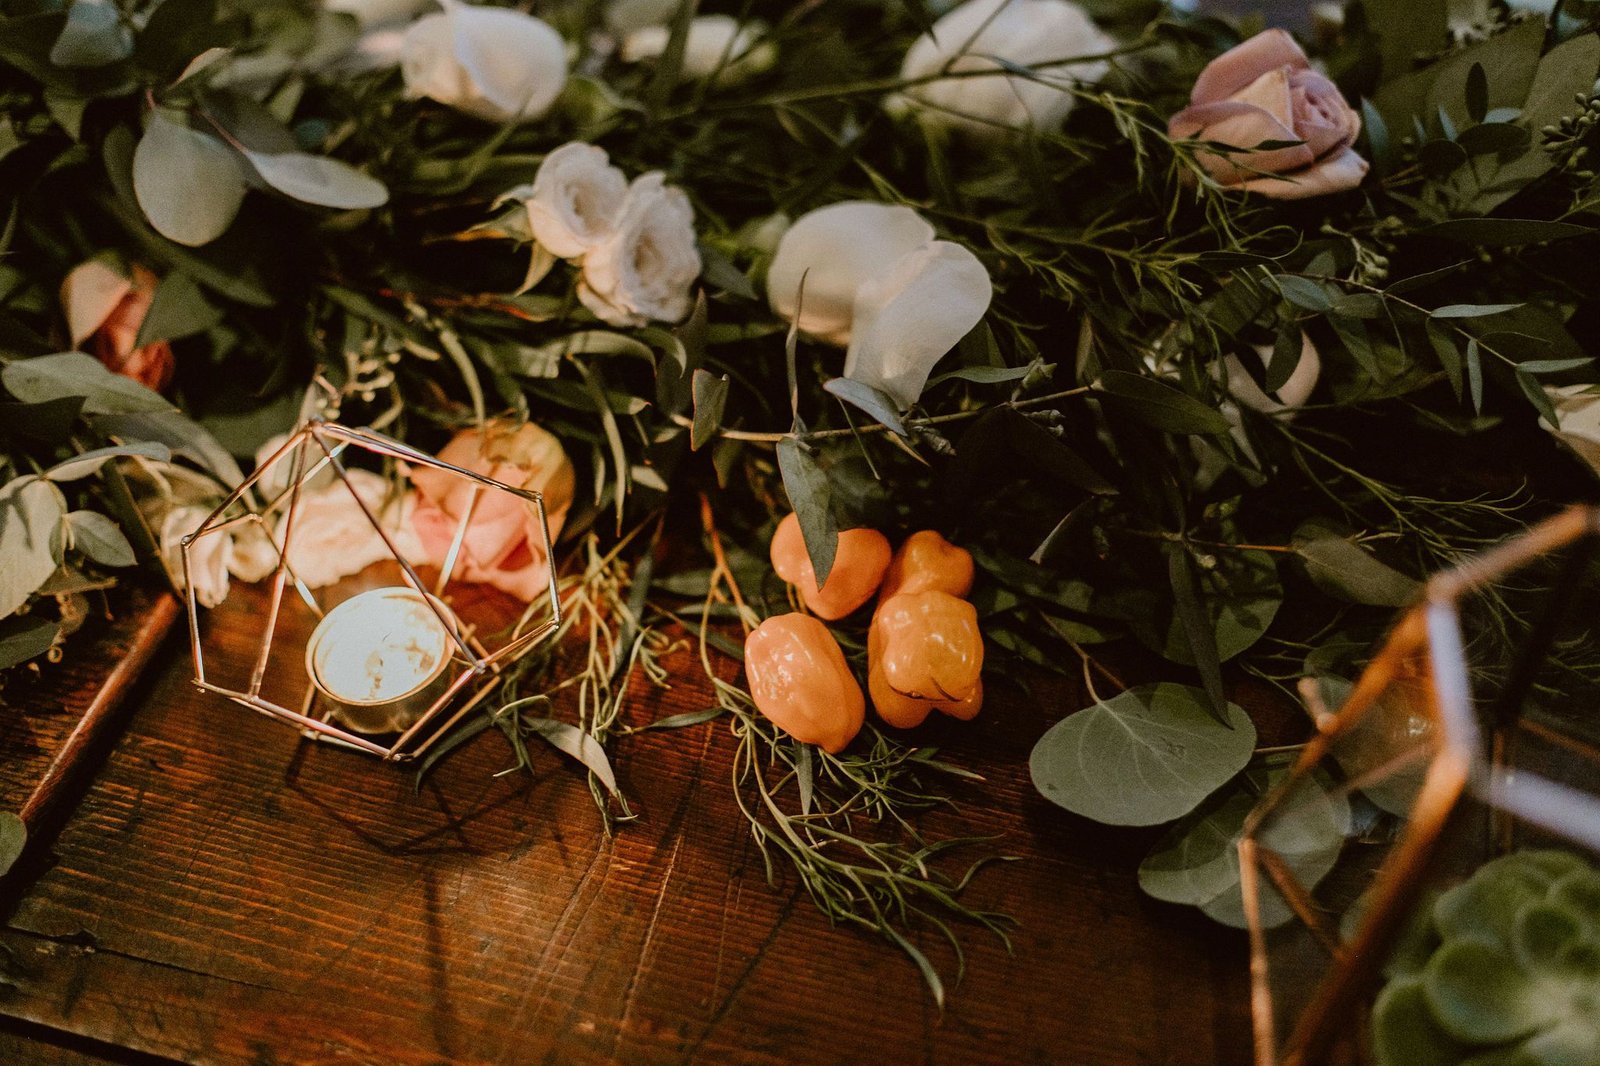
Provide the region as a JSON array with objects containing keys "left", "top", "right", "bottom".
[{"left": 305, "top": 587, "right": 457, "bottom": 734}]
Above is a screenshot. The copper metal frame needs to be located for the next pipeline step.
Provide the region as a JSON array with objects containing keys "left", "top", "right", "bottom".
[
  {"left": 1240, "top": 504, "right": 1600, "bottom": 1066},
  {"left": 179, "top": 420, "right": 562, "bottom": 762}
]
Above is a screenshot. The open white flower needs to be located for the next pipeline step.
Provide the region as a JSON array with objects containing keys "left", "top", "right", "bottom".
[
  {"left": 578, "top": 173, "right": 701, "bottom": 327},
  {"left": 1543, "top": 384, "right": 1600, "bottom": 477},
  {"left": 401, "top": 1, "right": 568, "bottom": 124},
  {"left": 510, "top": 142, "right": 629, "bottom": 260},
  {"left": 894, "top": 0, "right": 1115, "bottom": 137},
  {"left": 279, "top": 470, "right": 423, "bottom": 589},
  {"left": 163, "top": 505, "right": 233, "bottom": 609},
  {"left": 767, "top": 201, "right": 992, "bottom": 408},
  {"left": 845, "top": 242, "right": 993, "bottom": 409},
  {"left": 620, "top": 16, "right": 776, "bottom": 83},
  {"left": 766, "top": 202, "right": 937, "bottom": 346}
]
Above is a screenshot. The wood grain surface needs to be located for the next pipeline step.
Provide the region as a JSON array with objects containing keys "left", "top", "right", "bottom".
[{"left": 0, "top": 580, "right": 1259, "bottom": 1066}]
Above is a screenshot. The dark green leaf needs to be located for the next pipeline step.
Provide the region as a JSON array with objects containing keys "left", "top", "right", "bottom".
[
  {"left": 1424, "top": 939, "right": 1555, "bottom": 1044},
  {"left": 927, "top": 364, "right": 1037, "bottom": 388},
  {"left": 1264, "top": 322, "right": 1304, "bottom": 394},
  {"left": 1272, "top": 275, "right": 1335, "bottom": 313},
  {"left": 689, "top": 369, "right": 728, "bottom": 451},
  {"left": 1029, "top": 683, "right": 1256, "bottom": 826},
  {"left": 1168, "top": 545, "right": 1228, "bottom": 725},
  {"left": 0, "top": 397, "right": 85, "bottom": 444},
  {"left": 1519, "top": 358, "right": 1594, "bottom": 375},
  {"left": 776, "top": 437, "right": 836, "bottom": 587},
  {"left": 517, "top": 714, "right": 621, "bottom": 798},
  {"left": 637, "top": 707, "right": 724, "bottom": 731},
  {"left": 1467, "top": 338, "right": 1483, "bottom": 413},
  {"left": 132, "top": 111, "right": 247, "bottom": 247},
  {"left": 0, "top": 615, "right": 60, "bottom": 671},
  {"left": 823, "top": 377, "right": 905, "bottom": 436},
  {"left": 1465, "top": 62, "right": 1487, "bottom": 123},
  {"left": 1431, "top": 303, "right": 1521, "bottom": 319},
  {"left": 0, "top": 812, "right": 25, "bottom": 876},
  {"left": 3, "top": 352, "right": 173, "bottom": 415},
  {"left": 1292, "top": 520, "right": 1420, "bottom": 607},
  {"left": 1097, "top": 370, "right": 1229, "bottom": 435},
  {"left": 66, "top": 510, "right": 135, "bottom": 567},
  {"left": 1425, "top": 219, "right": 1591, "bottom": 247},
  {"left": 134, "top": 271, "right": 223, "bottom": 347},
  {"left": 44, "top": 442, "right": 169, "bottom": 481}
]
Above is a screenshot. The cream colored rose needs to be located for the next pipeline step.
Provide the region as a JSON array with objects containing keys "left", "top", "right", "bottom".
[
  {"left": 620, "top": 16, "right": 776, "bottom": 83},
  {"left": 1222, "top": 332, "right": 1322, "bottom": 415},
  {"left": 401, "top": 1, "right": 568, "bottom": 124},
  {"left": 1168, "top": 30, "right": 1367, "bottom": 199},
  {"left": 1543, "top": 385, "right": 1600, "bottom": 477},
  {"left": 578, "top": 173, "right": 701, "bottom": 327},
  {"left": 510, "top": 142, "right": 629, "bottom": 260},
  {"left": 279, "top": 469, "right": 422, "bottom": 589},
  {"left": 894, "top": 0, "right": 1114, "bottom": 137},
  {"left": 163, "top": 505, "right": 233, "bottom": 609},
  {"left": 411, "top": 420, "right": 575, "bottom": 602},
  {"left": 766, "top": 201, "right": 992, "bottom": 409}
]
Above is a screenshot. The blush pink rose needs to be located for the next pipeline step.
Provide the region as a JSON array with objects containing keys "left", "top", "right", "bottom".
[
  {"left": 60, "top": 260, "right": 175, "bottom": 391},
  {"left": 410, "top": 420, "right": 575, "bottom": 602},
  {"left": 1168, "top": 29, "right": 1368, "bottom": 200}
]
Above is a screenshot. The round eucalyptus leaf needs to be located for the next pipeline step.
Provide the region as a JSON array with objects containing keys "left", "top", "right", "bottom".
[
  {"left": 1372, "top": 977, "right": 1467, "bottom": 1066},
  {"left": 133, "top": 112, "right": 248, "bottom": 247},
  {"left": 241, "top": 150, "right": 389, "bottom": 210},
  {"left": 1030, "top": 683, "right": 1255, "bottom": 827},
  {"left": 1514, "top": 902, "right": 1584, "bottom": 972},
  {"left": 1424, "top": 939, "right": 1557, "bottom": 1045}
]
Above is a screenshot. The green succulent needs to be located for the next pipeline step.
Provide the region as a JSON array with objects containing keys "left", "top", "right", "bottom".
[{"left": 1374, "top": 850, "right": 1600, "bottom": 1066}]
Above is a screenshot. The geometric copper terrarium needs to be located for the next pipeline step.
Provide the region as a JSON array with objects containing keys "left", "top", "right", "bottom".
[
  {"left": 1240, "top": 504, "right": 1600, "bottom": 1066},
  {"left": 181, "top": 420, "right": 561, "bottom": 762}
]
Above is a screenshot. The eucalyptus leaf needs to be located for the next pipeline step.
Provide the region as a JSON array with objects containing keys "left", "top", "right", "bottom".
[
  {"left": 823, "top": 377, "right": 905, "bottom": 436},
  {"left": 49, "top": 0, "right": 133, "bottom": 68},
  {"left": 1096, "top": 370, "right": 1229, "bottom": 435},
  {"left": 0, "top": 616, "right": 61, "bottom": 671},
  {"left": 2, "top": 351, "right": 173, "bottom": 415},
  {"left": 1029, "top": 683, "right": 1255, "bottom": 827},
  {"left": 44, "top": 441, "right": 170, "bottom": 482},
  {"left": 689, "top": 369, "right": 728, "bottom": 451},
  {"left": 518, "top": 716, "right": 621, "bottom": 798},
  {"left": 1292, "top": 520, "right": 1420, "bottom": 607},
  {"left": 0, "top": 478, "right": 66, "bottom": 617},
  {"left": 132, "top": 111, "right": 247, "bottom": 247},
  {"left": 776, "top": 437, "right": 836, "bottom": 587},
  {"left": 240, "top": 149, "right": 388, "bottom": 210},
  {"left": 1432, "top": 303, "right": 1522, "bottom": 319},
  {"left": 66, "top": 509, "right": 135, "bottom": 567}
]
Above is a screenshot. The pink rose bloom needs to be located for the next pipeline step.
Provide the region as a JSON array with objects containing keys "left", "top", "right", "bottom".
[
  {"left": 60, "top": 260, "right": 175, "bottom": 391},
  {"left": 1168, "top": 29, "right": 1368, "bottom": 200},
  {"left": 410, "top": 420, "right": 575, "bottom": 602}
]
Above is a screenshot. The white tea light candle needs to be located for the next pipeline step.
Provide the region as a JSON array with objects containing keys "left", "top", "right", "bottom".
[{"left": 305, "top": 587, "right": 456, "bottom": 733}]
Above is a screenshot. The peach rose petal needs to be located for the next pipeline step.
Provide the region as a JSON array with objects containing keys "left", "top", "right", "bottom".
[
  {"left": 1188, "top": 28, "right": 1309, "bottom": 105},
  {"left": 1236, "top": 145, "right": 1371, "bottom": 200}
]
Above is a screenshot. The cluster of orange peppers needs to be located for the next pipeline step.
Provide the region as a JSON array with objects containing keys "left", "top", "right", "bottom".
[{"left": 743, "top": 515, "right": 984, "bottom": 753}]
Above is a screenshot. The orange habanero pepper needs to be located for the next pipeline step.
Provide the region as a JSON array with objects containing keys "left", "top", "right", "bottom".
[
  {"left": 744, "top": 613, "right": 865, "bottom": 753},
  {"left": 867, "top": 591, "right": 985, "bottom": 729},
  {"left": 877, "top": 530, "right": 975, "bottom": 602},
  {"left": 770, "top": 511, "right": 891, "bottom": 620}
]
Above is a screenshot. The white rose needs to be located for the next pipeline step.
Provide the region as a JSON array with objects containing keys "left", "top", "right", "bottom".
[
  {"left": 508, "top": 142, "right": 629, "bottom": 260},
  {"left": 620, "top": 16, "right": 776, "bottom": 83},
  {"left": 766, "top": 201, "right": 992, "bottom": 409},
  {"left": 1543, "top": 384, "right": 1600, "bottom": 477},
  {"left": 578, "top": 173, "right": 701, "bottom": 327},
  {"left": 280, "top": 469, "right": 423, "bottom": 589},
  {"left": 1222, "top": 333, "right": 1322, "bottom": 415},
  {"left": 766, "top": 202, "right": 936, "bottom": 346},
  {"left": 401, "top": 1, "right": 568, "bottom": 124},
  {"left": 895, "top": 0, "right": 1115, "bottom": 137},
  {"left": 163, "top": 505, "right": 232, "bottom": 609},
  {"left": 844, "top": 242, "right": 993, "bottom": 410}
]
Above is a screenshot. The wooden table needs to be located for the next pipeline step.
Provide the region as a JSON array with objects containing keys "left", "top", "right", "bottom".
[{"left": 0, "top": 584, "right": 1255, "bottom": 1065}]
